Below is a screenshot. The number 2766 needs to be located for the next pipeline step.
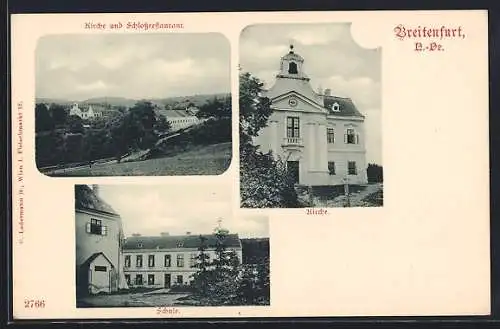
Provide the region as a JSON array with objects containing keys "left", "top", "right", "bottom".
[{"left": 24, "top": 299, "right": 45, "bottom": 308}]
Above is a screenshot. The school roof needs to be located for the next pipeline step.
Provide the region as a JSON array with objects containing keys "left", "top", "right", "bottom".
[
  {"left": 123, "top": 233, "right": 242, "bottom": 250},
  {"left": 74, "top": 185, "right": 120, "bottom": 217},
  {"left": 155, "top": 109, "right": 198, "bottom": 118}
]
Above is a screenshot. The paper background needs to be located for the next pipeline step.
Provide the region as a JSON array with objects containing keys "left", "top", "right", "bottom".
[{"left": 11, "top": 10, "right": 490, "bottom": 319}]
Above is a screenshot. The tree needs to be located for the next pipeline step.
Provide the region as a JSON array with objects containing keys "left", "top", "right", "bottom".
[
  {"left": 205, "top": 228, "right": 241, "bottom": 303},
  {"left": 116, "top": 105, "right": 127, "bottom": 114},
  {"left": 196, "top": 96, "right": 231, "bottom": 120},
  {"left": 189, "top": 227, "right": 243, "bottom": 305},
  {"left": 239, "top": 71, "right": 300, "bottom": 208},
  {"left": 35, "top": 103, "right": 54, "bottom": 132},
  {"left": 154, "top": 114, "right": 171, "bottom": 135},
  {"left": 63, "top": 133, "right": 84, "bottom": 163},
  {"left": 191, "top": 235, "right": 211, "bottom": 295},
  {"left": 367, "top": 163, "right": 383, "bottom": 183},
  {"left": 239, "top": 72, "right": 272, "bottom": 144},
  {"left": 254, "top": 257, "right": 270, "bottom": 304},
  {"left": 49, "top": 103, "right": 68, "bottom": 127},
  {"left": 67, "top": 115, "right": 84, "bottom": 134},
  {"left": 110, "top": 101, "right": 170, "bottom": 154}
]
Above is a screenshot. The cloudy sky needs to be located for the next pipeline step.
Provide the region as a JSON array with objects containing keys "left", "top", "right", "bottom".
[
  {"left": 36, "top": 33, "right": 231, "bottom": 101},
  {"left": 240, "top": 23, "right": 382, "bottom": 165},
  {"left": 98, "top": 183, "right": 268, "bottom": 238}
]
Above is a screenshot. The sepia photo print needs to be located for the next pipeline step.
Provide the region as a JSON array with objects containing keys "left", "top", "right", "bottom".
[
  {"left": 36, "top": 33, "right": 232, "bottom": 177},
  {"left": 239, "top": 23, "right": 383, "bottom": 208},
  {"left": 75, "top": 184, "right": 270, "bottom": 308}
]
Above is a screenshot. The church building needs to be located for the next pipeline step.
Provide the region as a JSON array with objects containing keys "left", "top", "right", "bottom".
[
  {"left": 69, "top": 103, "right": 102, "bottom": 120},
  {"left": 253, "top": 45, "right": 368, "bottom": 186}
]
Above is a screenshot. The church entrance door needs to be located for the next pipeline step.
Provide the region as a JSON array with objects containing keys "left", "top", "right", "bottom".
[{"left": 287, "top": 161, "right": 300, "bottom": 184}]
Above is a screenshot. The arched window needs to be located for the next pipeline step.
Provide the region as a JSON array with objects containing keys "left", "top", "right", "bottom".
[
  {"left": 288, "top": 62, "right": 298, "bottom": 74},
  {"left": 332, "top": 102, "right": 340, "bottom": 112}
]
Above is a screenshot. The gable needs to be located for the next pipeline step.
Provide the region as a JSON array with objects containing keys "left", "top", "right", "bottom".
[
  {"left": 271, "top": 91, "right": 328, "bottom": 115},
  {"left": 82, "top": 252, "right": 115, "bottom": 269}
]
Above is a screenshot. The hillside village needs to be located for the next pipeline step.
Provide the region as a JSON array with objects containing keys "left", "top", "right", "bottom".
[{"left": 35, "top": 93, "right": 232, "bottom": 176}]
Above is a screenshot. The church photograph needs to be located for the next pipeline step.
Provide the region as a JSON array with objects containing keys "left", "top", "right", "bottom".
[{"left": 239, "top": 23, "right": 383, "bottom": 208}]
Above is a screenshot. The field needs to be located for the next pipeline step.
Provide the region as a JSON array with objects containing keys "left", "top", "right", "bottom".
[{"left": 47, "top": 142, "right": 232, "bottom": 176}]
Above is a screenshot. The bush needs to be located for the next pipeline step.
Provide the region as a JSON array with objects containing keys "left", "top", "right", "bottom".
[
  {"left": 240, "top": 145, "right": 300, "bottom": 208},
  {"left": 169, "top": 283, "right": 196, "bottom": 293},
  {"left": 367, "top": 163, "right": 383, "bottom": 183}
]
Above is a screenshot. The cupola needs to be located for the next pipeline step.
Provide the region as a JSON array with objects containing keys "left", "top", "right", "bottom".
[{"left": 276, "top": 44, "right": 310, "bottom": 81}]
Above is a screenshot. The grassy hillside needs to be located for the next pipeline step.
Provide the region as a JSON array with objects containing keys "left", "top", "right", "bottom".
[{"left": 49, "top": 142, "right": 232, "bottom": 176}]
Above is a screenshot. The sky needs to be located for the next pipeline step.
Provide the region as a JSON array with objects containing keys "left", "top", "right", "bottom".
[
  {"left": 97, "top": 183, "right": 269, "bottom": 239},
  {"left": 36, "top": 33, "right": 231, "bottom": 101},
  {"left": 240, "top": 23, "right": 382, "bottom": 165}
]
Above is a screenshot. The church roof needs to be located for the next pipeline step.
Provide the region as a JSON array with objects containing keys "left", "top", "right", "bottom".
[
  {"left": 75, "top": 185, "right": 119, "bottom": 217},
  {"left": 282, "top": 50, "right": 304, "bottom": 62},
  {"left": 265, "top": 78, "right": 324, "bottom": 105},
  {"left": 323, "top": 95, "right": 364, "bottom": 118},
  {"left": 266, "top": 44, "right": 365, "bottom": 118},
  {"left": 70, "top": 104, "right": 99, "bottom": 113},
  {"left": 123, "top": 233, "right": 241, "bottom": 250}
]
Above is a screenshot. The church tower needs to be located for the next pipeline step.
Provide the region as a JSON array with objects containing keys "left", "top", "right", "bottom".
[
  {"left": 265, "top": 45, "right": 324, "bottom": 105},
  {"left": 277, "top": 45, "right": 309, "bottom": 81}
]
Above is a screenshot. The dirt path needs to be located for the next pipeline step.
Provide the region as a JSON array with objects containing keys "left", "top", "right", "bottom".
[
  {"left": 79, "top": 291, "right": 190, "bottom": 307},
  {"left": 325, "top": 183, "right": 383, "bottom": 207}
]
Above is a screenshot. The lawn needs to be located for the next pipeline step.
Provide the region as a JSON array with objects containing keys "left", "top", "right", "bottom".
[{"left": 49, "top": 142, "right": 232, "bottom": 176}]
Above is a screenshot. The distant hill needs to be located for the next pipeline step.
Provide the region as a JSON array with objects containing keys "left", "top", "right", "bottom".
[
  {"left": 36, "top": 93, "right": 230, "bottom": 109},
  {"left": 81, "top": 97, "right": 137, "bottom": 108},
  {"left": 36, "top": 98, "right": 73, "bottom": 106},
  {"left": 151, "top": 93, "right": 230, "bottom": 108}
]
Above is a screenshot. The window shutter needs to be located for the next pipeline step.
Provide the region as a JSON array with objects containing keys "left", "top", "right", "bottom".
[
  {"left": 344, "top": 134, "right": 347, "bottom": 143},
  {"left": 355, "top": 134, "right": 359, "bottom": 144},
  {"left": 101, "top": 226, "right": 107, "bottom": 236},
  {"left": 86, "top": 223, "right": 91, "bottom": 233}
]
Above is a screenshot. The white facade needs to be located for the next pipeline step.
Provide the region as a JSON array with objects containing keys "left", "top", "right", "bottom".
[
  {"left": 156, "top": 107, "right": 205, "bottom": 132},
  {"left": 123, "top": 234, "right": 243, "bottom": 289},
  {"left": 69, "top": 103, "right": 102, "bottom": 120},
  {"left": 168, "top": 116, "right": 202, "bottom": 131},
  {"left": 254, "top": 46, "right": 368, "bottom": 186}
]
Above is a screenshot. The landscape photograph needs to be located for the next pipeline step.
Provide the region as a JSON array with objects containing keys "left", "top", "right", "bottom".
[{"left": 35, "top": 33, "right": 231, "bottom": 176}]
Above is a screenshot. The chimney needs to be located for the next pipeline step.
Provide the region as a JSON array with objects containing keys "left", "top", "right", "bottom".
[
  {"left": 324, "top": 89, "right": 331, "bottom": 96},
  {"left": 92, "top": 184, "right": 99, "bottom": 196},
  {"left": 160, "top": 232, "right": 170, "bottom": 236},
  {"left": 132, "top": 233, "right": 141, "bottom": 237}
]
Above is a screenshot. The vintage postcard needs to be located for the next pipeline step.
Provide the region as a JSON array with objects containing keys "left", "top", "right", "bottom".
[{"left": 11, "top": 10, "right": 489, "bottom": 320}]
